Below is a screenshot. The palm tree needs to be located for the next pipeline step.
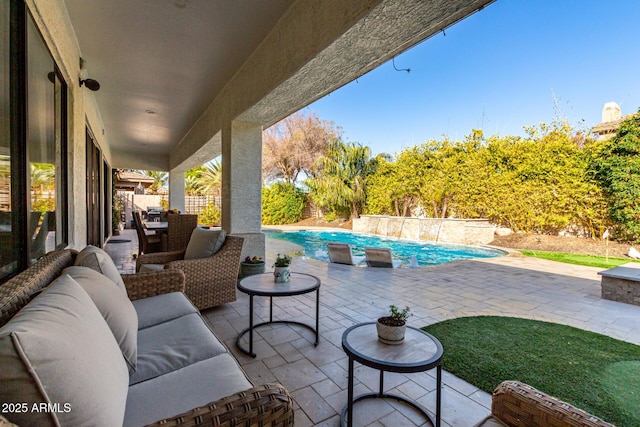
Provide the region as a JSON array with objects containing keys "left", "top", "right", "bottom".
[
  {"left": 139, "top": 170, "right": 168, "bottom": 194},
  {"left": 308, "top": 141, "right": 374, "bottom": 219},
  {"left": 198, "top": 159, "right": 222, "bottom": 196}
]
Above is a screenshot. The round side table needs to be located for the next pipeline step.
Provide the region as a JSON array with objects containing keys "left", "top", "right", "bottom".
[
  {"left": 236, "top": 272, "right": 320, "bottom": 357},
  {"left": 340, "top": 322, "right": 443, "bottom": 427}
]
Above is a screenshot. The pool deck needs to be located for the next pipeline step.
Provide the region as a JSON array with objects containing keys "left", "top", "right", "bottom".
[{"left": 107, "top": 228, "right": 640, "bottom": 426}]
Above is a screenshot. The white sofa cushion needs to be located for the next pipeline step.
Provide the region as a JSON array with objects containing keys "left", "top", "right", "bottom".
[
  {"left": 74, "top": 245, "right": 127, "bottom": 292},
  {"left": 184, "top": 227, "right": 226, "bottom": 260},
  {"left": 132, "top": 292, "right": 198, "bottom": 330},
  {"left": 124, "top": 354, "right": 252, "bottom": 427},
  {"left": 63, "top": 265, "right": 139, "bottom": 374},
  {"left": 129, "top": 313, "right": 227, "bottom": 385},
  {"left": 0, "top": 274, "right": 129, "bottom": 427}
]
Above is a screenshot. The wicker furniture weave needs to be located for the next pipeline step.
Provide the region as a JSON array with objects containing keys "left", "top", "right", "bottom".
[
  {"left": 136, "top": 235, "right": 244, "bottom": 310},
  {"left": 475, "top": 381, "right": 615, "bottom": 427},
  {"left": 161, "top": 214, "right": 198, "bottom": 252},
  {"left": 146, "top": 383, "right": 294, "bottom": 427}
]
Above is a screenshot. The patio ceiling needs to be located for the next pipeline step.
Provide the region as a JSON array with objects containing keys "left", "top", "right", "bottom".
[
  {"left": 64, "top": 0, "right": 494, "bottom": 171},
  {"left": 64, "top": 0, "right": 295, "bottom": 161}
]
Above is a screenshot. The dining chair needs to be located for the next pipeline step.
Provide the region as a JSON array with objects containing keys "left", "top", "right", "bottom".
[{"left": 132, "top": 211, "right": 162, "bottom": 256}]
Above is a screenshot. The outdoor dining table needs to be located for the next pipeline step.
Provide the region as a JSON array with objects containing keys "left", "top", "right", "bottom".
[{"left": 143, "top": 221, "right": 168, "bottom": 232}]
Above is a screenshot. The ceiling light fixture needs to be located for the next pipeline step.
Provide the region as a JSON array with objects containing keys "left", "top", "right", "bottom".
[{"left": 79, "top": 78, "right": 101, "bottom": 91}]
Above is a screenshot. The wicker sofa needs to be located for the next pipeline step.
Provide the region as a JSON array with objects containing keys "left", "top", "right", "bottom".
[
  {"left": 0, "top": 248, "right": 294, "bottom": 426},
  {"left": 476, "top": 381, "right": 614, "bottom": 427}
]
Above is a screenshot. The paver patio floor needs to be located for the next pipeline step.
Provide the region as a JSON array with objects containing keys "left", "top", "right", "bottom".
[{"left": 106, "top": 229, "right": 640, "bottom": 426}]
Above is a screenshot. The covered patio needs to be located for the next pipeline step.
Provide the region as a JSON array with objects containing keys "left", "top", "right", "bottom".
[{"left": 105, "top": 229, "right": 640, "bottom": 426}]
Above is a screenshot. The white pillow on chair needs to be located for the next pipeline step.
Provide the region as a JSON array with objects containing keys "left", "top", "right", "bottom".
[{"left": 184, "top": 228, "right": 226, "bottom": 260}]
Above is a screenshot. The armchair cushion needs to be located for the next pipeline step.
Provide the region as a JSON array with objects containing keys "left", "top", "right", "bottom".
[
  {"left": 184, "top": 227, "right": 226, "bottom": 260},
  {"left": 0, "top": 274, "right": 129, "bottom": 427},
  {"left": 74, "top": 245, "right": 127, "bottom": 292},
  {"left": 62, "top": 266, "right": 138, "bottom": 374}
]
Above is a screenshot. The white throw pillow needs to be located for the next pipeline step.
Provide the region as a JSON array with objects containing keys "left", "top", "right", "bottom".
[
  {"left": 0, "top": 274, "right": 129, "bottom": 426},
  {"left": 62, "top": 266, "right": 138, "bottom": 374},
  {"left": 74, "top": 245, "right": 126, "bottom": 293},
  {"left": 184, "top": 227, "right": 226, "bottom": 260}
]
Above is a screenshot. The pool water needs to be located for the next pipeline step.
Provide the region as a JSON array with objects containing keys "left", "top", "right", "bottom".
[{"left": 264, "top": 229, "right": 505, "bottom": 268}]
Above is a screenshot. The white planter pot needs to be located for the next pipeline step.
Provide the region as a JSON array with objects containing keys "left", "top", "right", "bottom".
[
  {"left": 376, "top": 317, "right": 406, "bottom": 345},
  {"left": 273, "top": 266, "right": 291, "bottom": 283}
]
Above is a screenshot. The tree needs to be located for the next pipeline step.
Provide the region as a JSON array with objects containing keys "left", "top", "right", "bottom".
[
  {"left": 592, "top": 112, "right": 640, "bottom": 242},
  {"left": 185, "top": 159, "right": 222, "bottom": 196},
  {"left": 307, "top": 141, "right": 374, "bottom": 219},
  {"left": 262, "top": 111, "right": 340, "bottom": 184},
  {"left": 139, "top": 170, "right": 167, "bottom": 194}
]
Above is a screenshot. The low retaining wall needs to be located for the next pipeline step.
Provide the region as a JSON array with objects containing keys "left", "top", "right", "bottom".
[{"left": 352, "top": 215, "right": 496, "bottom": 245}]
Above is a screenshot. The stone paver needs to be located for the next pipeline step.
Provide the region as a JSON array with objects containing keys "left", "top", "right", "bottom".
[{"left": 105, "top": 229, "right": 640, "bottom": 426}]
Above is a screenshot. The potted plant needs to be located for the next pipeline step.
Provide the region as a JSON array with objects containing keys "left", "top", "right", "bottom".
[
  {"left": 376, "top": 305, "right": 412, "bottom": 345},
  {"left": 240, "top": 255, "right": 265, "bottom": 277},
  {"left": 273, "top": 253, "right": 291, "bottom": 283}
]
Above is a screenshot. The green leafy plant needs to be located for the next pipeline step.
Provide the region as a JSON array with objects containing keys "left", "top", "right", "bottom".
[
  {"left": 262, "top": 182, "right": 306, "bottom": 225},
  {"left": 388, "top": 304, "right": 412, "bottom": 323},
  {"left": 273, "top": 253, "right": 291, "bottom": 267},
  {"left": 198, "top": 202, "right": 221, "bottom": 226}
]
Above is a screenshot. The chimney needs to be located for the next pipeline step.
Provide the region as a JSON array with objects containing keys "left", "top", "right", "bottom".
[{"left": 602, "top": 102, "right": 622, "bottom": 123}]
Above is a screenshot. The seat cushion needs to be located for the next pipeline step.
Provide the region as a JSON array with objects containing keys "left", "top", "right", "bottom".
[
  {"left": 63, "top": 265, "right": 139, "bottom": 374},
  {"left": 139, "top": 263, "right": 164, "bottom": 273},
  {"left": 132, "top": 292, "right": 198, "bottom": 330},
  {"left": 0, "top": 274, "right": 129, "bottom": 427},
  {"left": 124, "top": 354, "right": 252, "bottom": 427},
  {"left": 75, "top": 245, "right": 127, "bottom": 292},
  {"left": 129, "top": 313, "right": 228, "bottom": 385},
  {"left": 184, "top": 227, "right": 226, "bottom": 260}
]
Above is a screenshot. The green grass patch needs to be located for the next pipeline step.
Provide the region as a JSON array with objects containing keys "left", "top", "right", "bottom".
[
  {"left": 519, "top": 250, "right": 639, "bottom": 268},
  {"left": 422, "top": 316, "right": 640, "bottom": 426}
]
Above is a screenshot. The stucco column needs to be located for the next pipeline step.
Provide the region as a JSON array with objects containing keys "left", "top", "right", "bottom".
[
  {"left": 221, "top": 120, "right": 264, "bottom": 260},
  {"left": 168, "top": 171, "right": 186, "bottom": 213}
]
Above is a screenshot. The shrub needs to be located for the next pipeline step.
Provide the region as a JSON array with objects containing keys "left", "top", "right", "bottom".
[
  {"left": 198, "top": 202, "right": 221, "bottom": 226},
  {"left": 262, "top": 182, "right": 306, "bottom": 225}
]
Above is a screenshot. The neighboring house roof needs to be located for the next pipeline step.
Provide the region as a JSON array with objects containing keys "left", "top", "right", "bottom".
[
  {"left": 591, "top": 114, "right": 637, "bottom": 138},
  {"left": 115, "top": 170, "right": 154, "bottom": 188}
]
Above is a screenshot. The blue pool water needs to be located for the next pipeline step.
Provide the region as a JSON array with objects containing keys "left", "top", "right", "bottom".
[{"left": 264, "top": 229, "right": 505, "bottom": 268}]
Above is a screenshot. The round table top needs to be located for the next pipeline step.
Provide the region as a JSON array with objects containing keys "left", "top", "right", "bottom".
[
  {"left": 238, "top": 272, "right": 321, "bottom": 296},
  {"left": 342, "top": 322, "right": 443, "bottom": 373}
]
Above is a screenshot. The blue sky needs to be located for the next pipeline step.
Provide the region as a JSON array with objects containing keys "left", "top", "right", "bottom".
[{"left": 305, "top": 0, "right": 640, "bottom": 155}]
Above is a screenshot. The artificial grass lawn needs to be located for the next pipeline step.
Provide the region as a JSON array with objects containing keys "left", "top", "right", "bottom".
[
  {"left": 519, "top": 249, "right": 639, "bottom": 269},
  {"left": 422, "top": 316, "right": 640, "bottom": 426}
]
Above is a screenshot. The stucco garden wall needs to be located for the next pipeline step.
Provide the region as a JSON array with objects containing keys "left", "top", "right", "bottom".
[{"left": 352, "top": 215, "right": 496, "bottom": 245}]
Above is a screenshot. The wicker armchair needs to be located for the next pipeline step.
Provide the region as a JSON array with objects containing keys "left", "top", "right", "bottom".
[
  {"left": 136, "top": 235, "right": 244, "bottom": 310},
  {"left": 476, "top": 381, "right": 615, "bottom": 427},
  {"left": 161, "top": 214, "right": 198, "bottom": 252}
]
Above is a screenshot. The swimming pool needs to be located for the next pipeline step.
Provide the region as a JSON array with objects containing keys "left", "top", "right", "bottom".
[{"left": 264, "top": 229, "right": 505, "bottom": 267}]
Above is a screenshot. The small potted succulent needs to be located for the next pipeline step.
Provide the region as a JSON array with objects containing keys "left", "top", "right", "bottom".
[
  {"left": 240, "top": 255, "right": 265, "bottom": 277},
  {"left": 273, "top": 253, "right": 291, "bottom": 283},
  {"left": 376, "top": 305, "right": 412, "bottom": 345}
]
